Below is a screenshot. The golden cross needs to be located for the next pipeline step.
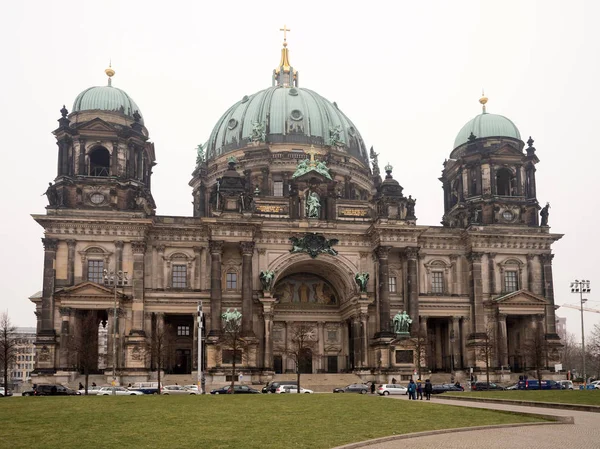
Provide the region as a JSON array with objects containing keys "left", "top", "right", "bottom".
[
  {"left": 306, "top": 145, "right": 318, "bottom": 164},
  {"left": 280, "top": 24, "right": 291, "bottom": 45}
]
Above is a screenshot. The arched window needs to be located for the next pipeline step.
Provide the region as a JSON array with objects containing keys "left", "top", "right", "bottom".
[
  {"left": 496, "top": 168, "right": 514, "bottom": 196},
  {"left": 89, "top": 147, "right": 110, "bottom": 177}
]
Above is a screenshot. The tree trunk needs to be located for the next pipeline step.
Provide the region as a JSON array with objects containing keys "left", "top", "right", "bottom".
[
  {"left": 297, "top": 371, "right": 301, "bottom": 393},
  {"left": 84, "top": 368, "right": 89, "bottom": 395}
]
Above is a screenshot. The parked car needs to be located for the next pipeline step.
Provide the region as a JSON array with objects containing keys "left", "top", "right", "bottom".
[
  {"left": 505, "top": 383, "right": 519, "bottom": 390},
  {"left": 0, "top": 387, "right": 12, "bottom": 397},
  {"left": 470, "top": 382, "right": 505, "bottom": 391},
  {"left": 162, "top": 385, "right": 199, "bottom": 395},
  {"left": 96, "top": 387, "right": 144, "bottom": 396},
  {"left": 262, "top": 381, "right": 298, "bottom": 394},
  {"left": 377, "top": 384, "right": 408, "bottom": 396},
  {"left": 517, "top": 379, "right": 561, "bottom": 390},
  {"left": 210, "top": 385, "right": 261, "bottom": 394},
  {"left": 590, "top": 380, "right": 600, "bottom": 389},
  {"left": 24, "top": 384, "right": 81, "bottom": 396},
  {"left": 431, "top": 383, "right": 465, "bottom": 394},
  {"left": 129, "top": 382, "right": 162, "bottom": 394},
  {"left": 557, "top": 380, "right": 574, "bottom": 390},
  {"left": 78, "top": 385, "right": 103, "bottom": 395},
  {"left": 280, "top": 386, "right": 313, "bottom": 394},
  {"left": 184, "top": 385, "right": 200, "bottom": 392},
  {"left": 333, "top": 384, "right": 369, "bottom": 394}
]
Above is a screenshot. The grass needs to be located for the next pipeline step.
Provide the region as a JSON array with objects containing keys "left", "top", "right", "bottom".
[
  {"left": 0, "top": 394, "right": 551, "bottom": 449},
  {"left": 449, "top": 389, "right": 600, "bottom": 406}
]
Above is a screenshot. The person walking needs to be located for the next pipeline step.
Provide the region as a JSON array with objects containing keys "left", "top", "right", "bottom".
[
  {"left": 416, "top": 380, "right": 423, "bottom": 400},
  {"left": 424, "top": 379, "right": 433, "bottom": 400},
  {"left": 407, "top": 379, "right": 416, "bottom": 400},
  {"left": 370, "top": 382, "right": 376, "bottom": 395},
  {"left": 391, "top": 377, "right": 397, "bottom": 384}
]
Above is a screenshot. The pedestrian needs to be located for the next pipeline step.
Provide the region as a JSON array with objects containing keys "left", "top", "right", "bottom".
[
  {"left": 391, "top": 377, "right": 397, "bottom": 384},
  {"left": 417, "top": 379, "right": 423, "bottom": 400},
  {"left": 78, "top": 382, "right": 84, "bottom": 390},
  {"left": 370, "top": 382, "right": 376, "bottom": 395},
  {"left": 92, "top": 382, "right": 97, "bottom": 387},
  {"left": 424, "top": 379, "right": 433, "bottom": 400},
  {"left": 407, "top": 379, "right": 416, "bottom": 400}
]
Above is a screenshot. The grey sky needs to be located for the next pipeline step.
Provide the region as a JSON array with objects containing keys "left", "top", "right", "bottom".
[{"left": 1, "top": 0, "right": 598, "bottom": 339}]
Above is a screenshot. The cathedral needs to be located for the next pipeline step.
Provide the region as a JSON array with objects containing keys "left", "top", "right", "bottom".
[{"left": 30, "top": 32, "right": 563, "bottom": 387}]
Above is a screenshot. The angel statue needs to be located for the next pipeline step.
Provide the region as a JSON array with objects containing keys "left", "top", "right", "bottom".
[
  {"left": 195, "top": 143, "right": 206, "bottom": 165},
  {"left": 354, "top": 272, "right": 369, "bottom": 293},
  {"left": 259, "top": 270, "right": 275, "bottom": 292}
]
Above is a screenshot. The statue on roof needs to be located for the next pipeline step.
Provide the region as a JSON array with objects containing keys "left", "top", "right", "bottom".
[
  {"left": 251, "top": 121, "right": 266, "bottom": 142},
  {"left": 328, "top": 125, "right": 345, "bottom": 147},
  {"left": 540, "top": 202, "right": 550, "bottom": 226},
  {"left": 195, "top": 143, "right": 206, "bottom": 166}
]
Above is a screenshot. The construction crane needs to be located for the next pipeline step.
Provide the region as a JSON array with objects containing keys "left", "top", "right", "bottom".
[{"left": 559, "top": 304, "right": 600, "bottom": 314}]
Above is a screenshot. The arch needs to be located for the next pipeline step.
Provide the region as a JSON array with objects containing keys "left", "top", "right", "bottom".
[
  {"left": 88, "top": 146, "right": 111, "bottom": 177},
  {"left": 78, "top": 246, "right": 112, "bottom": 284},
  {"left": 269, "top": 252, "right": 359, "bottom": 303},
  {"left": 496, "top": 167, "right": 515, "bottom": 196}
]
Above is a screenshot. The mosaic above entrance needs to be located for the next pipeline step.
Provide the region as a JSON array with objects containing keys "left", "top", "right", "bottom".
[{"left": 273, "top": 273, "right": 338, "bottom": 305}]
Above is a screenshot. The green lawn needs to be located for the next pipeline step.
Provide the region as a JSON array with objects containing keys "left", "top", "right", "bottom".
[
  {"left": 450, "top": 389, "right": 600, "bottom": 406},
  {"left": 0, "top": 395, "right": 550, "bottom": 449}
]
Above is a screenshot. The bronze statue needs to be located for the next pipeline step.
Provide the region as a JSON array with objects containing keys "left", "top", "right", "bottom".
[
  {"left": 393, "top": 311, "right": 412, "bottom": 334},
  {"left": 354, "top": 272, "right": 369, "bottom": 293},
  {"left": 259, "top": 270, "right": 275, "bottom": 292}
]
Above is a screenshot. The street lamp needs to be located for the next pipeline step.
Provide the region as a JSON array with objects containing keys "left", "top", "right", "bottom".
[
  {"left": 570, "top": 279, "right": 591, "bottom": 387},
  {"left": 450, "top": 328, "right": 455, "bottom": 384},
  {"left": 104, "top": 270, "right": 128, "bottom": 396},
  {"left": 197, "top": 301, "right": 205, "bottom": 394}
]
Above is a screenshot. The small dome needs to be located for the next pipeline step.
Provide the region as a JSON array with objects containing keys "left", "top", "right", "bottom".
[
  {"left": 454, "top": 112, "right": 520, "bottom": 149},
  {"left": 72, "top": 85, "right": 143, "bottom": 123},
  {"left": 206, "top": 86, "right": 368, "bottom": 166}
]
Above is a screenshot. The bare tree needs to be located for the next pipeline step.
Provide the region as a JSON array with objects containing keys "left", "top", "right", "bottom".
[
  {"left": 523, "top": 321, "right": 547, "bottom": 388},
  {"left": 279, "top": 322, "right": 317, "bottom": 393},
  {"left": 146, "top": 315, "right": 175, "bottom": 393},
  {"left": 411, "top": 329, "right": 428, "bottom": 380},
  {"left": 589, "top": 324, "right": 600, "bottom": 380},
  {"left": 476, "top": 325, "right": 498, "bottom": 387},
  {"left": 0, "top": 312, "right": 17, "bottom": 394},
  {"left": 219, "top": 309, "right": 249, "bottom": 394},
  {"left": 67, "top": 311, "right": 100, "bottom": 394},
  {"left": 559, "top": 332, "right": 580, "bottom": 377}
]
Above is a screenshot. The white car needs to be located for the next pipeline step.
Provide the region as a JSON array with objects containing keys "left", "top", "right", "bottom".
[
  {"left": 0, "top": 387, "right": 12, "bottom": 397},
  {"left": 377, "top": 384, "right": 408, "bottom": 396},
  {"left": 280, "top": 386, "right": 313, "bottom": 394},
  {"left": 161, "top": 385, "right": 199, "bottom": 395},
  {"left": 591, "top": 380, "right": 600, "bottom": 389},
  {"left": 184, "top": 385, "right": 200, "bottom": 392},
  {"left": 97, "top": 386, "right": 144, "bottom": 396},
  {"left": 78, "top": 385, "right": 103, "bottom": 395}
]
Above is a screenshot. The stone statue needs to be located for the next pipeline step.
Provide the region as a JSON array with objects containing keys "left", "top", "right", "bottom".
[
  {"left": 354, "top": 272, "right": 369, "bottom": 293},
  {"left": 251, "top": 121, "right": 266, "bottom": 142},
  {"left": 259, "top": 270, "right": 275, "bottom": 292},
  {"left": 540, "top": 202, "right": 550, "bottom": 226},
  {"left": 393, "top": 310, "right": 412, "bottom": 334},
  {"left": 406, "top": 195, "right": 416, "bottom": 219},
  {"left": 195, "top": 143, "right": 205, "bottom": 165},
  {"left": 328, "top": 125, "right": 344, "bottom": 147},
  {"left": 305, "top": 191, "right": 321, "bottom": 218},
  {"left": 43, "top": 182, "right": 58, "bottom": 206}
]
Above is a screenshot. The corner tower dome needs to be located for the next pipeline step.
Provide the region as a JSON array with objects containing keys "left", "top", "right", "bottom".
[
  {"left": 71, "top": 65, "right": 144, "bottom": 123},
  {"left": 205, "top": 33, "right": 368, "bottom": 166},
  {"left": 453, "top": 95, "right": 520, "bottom": 150}
]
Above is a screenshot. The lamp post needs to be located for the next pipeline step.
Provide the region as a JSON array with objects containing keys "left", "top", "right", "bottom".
[
  {"left": 197, "top": 301, "right": 205, "bottom": 394},
  {"left": 104, "top": 270, "right": 128, "bottom": 396},
  {"left": 450, "top": 328, "right": 455, "bottom": 384},
  {"left": 570, "top": 279, "right": 591, "bottom": 387}
]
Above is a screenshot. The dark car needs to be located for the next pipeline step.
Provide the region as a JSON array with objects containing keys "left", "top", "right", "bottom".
[
  {"left": 431, "top": 383, "right": 465, "bottom": 394},
  {"left": 517, "top": 379, "right": 561, "bottom": 390},
  {"left": 333, "top": 384, "right": 369, "bottom": 394},
  {"left": 25, "top": 384, "right": 81, "bottom": 396},
  {"left": 210, "top": 385, "right": 260, "bottom": 394},
  {"left": 262, "top": 381, "right": 298, "bottom": 394},
  {"left": 471, "top": 381, "right": 505, "bottom": 391}
]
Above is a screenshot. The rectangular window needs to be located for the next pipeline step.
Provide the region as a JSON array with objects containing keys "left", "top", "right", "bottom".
[
  {"left": 172, "top": 265, "right": 187, "bottom": 288},
  {"left": 274, "top": 180, "right": 284, "bottom": 197},
  {"left": 88, "top": 260, "right": 104, "bottom": 284},
  {"left": 177, "top": 325, "right": 190, "bottom": 336},
  {"left": 431, "top": 271, "right": 444, "bottom": 294},
  {"left": 226, "top": 272, "right": 237, "bottom": 290},
  {"left": 222, "top": 349, "right": 242, "bottom": 364},
  {"left": 505, "top": 271, "right": 518, "bottom": 292},
  {"left": 388, "top": 276, "right": 397, "bottom": 293}
]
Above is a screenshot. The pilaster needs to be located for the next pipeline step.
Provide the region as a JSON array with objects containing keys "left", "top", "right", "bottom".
[{"left": 209, "top": 240, "right": 224, "bottom": 335}]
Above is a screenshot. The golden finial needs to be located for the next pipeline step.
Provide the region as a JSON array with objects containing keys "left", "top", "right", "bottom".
[
  {"left": 479, "top": 89, "right": 488, "bottom": 113},
  {"left": 280, "top": 24, "right": 290, "bottom": 47},
  {"left": 105, "top": 60, "right": 115, "bottom": 86}
]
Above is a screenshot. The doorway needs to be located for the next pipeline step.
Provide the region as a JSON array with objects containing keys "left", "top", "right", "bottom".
[{"left": 299, "top": 348, "right": 313, "bottom": 374}]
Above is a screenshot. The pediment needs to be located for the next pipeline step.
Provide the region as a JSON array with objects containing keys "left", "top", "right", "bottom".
[
  {"left": 76, "top": 118, "right": 116, "bottom": 133},
  {"left": 293, "top": 170, "right": 332, "bottom": 184},
  {"left": 56, "top": 281, "right": 125, "bottom": 298},
  {"left": 494, "top": 144, "right": 523, "bottom": 157},
  {"left": 492, "top": 289, "right": 547, "bottom": 305}
]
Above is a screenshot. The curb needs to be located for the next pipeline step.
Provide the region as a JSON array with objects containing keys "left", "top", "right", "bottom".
[
  {"left": 333, "top": 416, "right": 573, "bottom": 449},
  {"left": 437, "top": 395, "right": 600, "bottom": 413}
]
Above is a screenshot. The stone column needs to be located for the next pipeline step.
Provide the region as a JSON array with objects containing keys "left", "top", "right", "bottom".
[
  {"left": 111, "top": 141, "right": 119, "bottom": 177},
  {"left": 487, "top": 253, "right": 496, "bottom": 295},
  {"left": 376, "top": 246, "right": 392, "bottom": 336},
  {"left": 468, "top": 252, "right": 485, "bottom": 335},
  {"left": 240, "top": 241, "right": 255, "bottom": 336},
  {"left": 352, "top": 316, "right": 361, "bottom": 368},
  {"left": 419, "top": 316, "right": 429, "bottom": 369},
  {"left": 263, "top": 313, "right": 274, "bottom": 369},
  {"left": 283, "top": 321, "right": 289, "bottom": 372},
  {"left": 156, "top": 245, "right": 165, "bottom": 289},
  {"left": 451, "top": 316, "right": 460, "bottom": 370},
  {"left": 58, "top": 307, "right": 71, "bottom": 368},
  {"left": 540, "top": 254, "right": 558, "bottom": 335},
  {"left": 261, "top": 167, "right": 269, "bottom": 194},
  {"left": 115, "top": 240, "right": 124, "bottom": 273},
  {"left": 434, "top": 322, "right": 442, "bottom": 369},
  {"left": 360, "top": 314, "right": 368, "bottom": 367},
  {"left": 41, "top": 238, "right": 58, "bottom": 333},
  {"left": 130, "top": 241, "right": 146, "bottom": 333},
  {"left": 209, "top": 240, "right": 224, "bottom": 335},
  {"left": 318, "top": 322, "right": 325, "bottom": 372},
  {"left": 193, "top": 246, "right": 202, "bottom": 290},
  {"left": 497, "top": 313, "right": 508, "bottom": 367},
  {"left": 526, "top": 254, "right": 536, "bottom": 293},
  {"left": 406, "top": 247, "right": 419, "bottom": 335},
  {"left": 66, "top": 239, "right": 76, "bottom": 286}
]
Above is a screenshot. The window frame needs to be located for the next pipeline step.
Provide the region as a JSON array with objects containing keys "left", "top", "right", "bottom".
[
  {"left": 504, "top": 270, "right": 519, "bottom": 293},
  {"left": 431, "top": 271, "right": 444, "bottom": 294},
  {"left": 87, "top": 259, "right": 105, "bottom": 284},
  {"left": 273, "top": 180, "right": 284, "bottom": 197},
  {"left": 226, "top": 272, "right": 238, "bottom": 290},
  {"left": 388, "top": 276, "right": 397, "bottom": 293},
  {"left": 171, "top": 264, "right": 188, "bottom": 289}
]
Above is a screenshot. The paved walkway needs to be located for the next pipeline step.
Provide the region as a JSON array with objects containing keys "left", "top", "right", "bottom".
[{"left": 346, "top": 396, "right": 599, "bottom": 449}]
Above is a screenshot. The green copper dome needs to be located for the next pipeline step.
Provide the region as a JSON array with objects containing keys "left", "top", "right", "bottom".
[
  {"left": 206, "top": 86, "right": 368, "bottom": 165},
  {"left": 72, "top": 85, "right": 143, "bottom": 123},
  {"left": 454, "top": 112, "right": 520, "bottom": 149}
]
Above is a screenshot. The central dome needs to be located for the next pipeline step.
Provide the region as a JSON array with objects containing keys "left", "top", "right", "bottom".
[{"left": 206, "top": 86, "right": 368, "bottom": 165}]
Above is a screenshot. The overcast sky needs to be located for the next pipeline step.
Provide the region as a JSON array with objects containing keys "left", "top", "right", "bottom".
[{"left": 1, "top": 0, "right": 598, "bottom": 340}]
